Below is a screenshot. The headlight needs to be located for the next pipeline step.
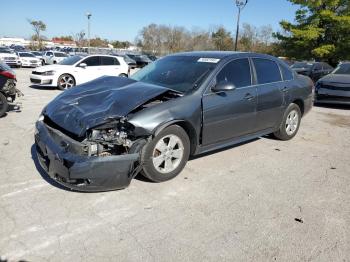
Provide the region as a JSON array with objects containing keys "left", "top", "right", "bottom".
[
  {"left": 38, "top": 114, "right": 44, "bottom": 121},
  {"left": 42, "top": 70, "right": 55, "bottom": 76}
]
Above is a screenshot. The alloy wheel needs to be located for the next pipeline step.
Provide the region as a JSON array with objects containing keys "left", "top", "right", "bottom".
[
  {"left": 59, "top": 75, "right": 75, "bottom": 89},
  {"left": 285, "top": 109, "right": 299, "bottom": 136},
  {"left": 152, "top": 135, "right": 184, "bottom": 174}
]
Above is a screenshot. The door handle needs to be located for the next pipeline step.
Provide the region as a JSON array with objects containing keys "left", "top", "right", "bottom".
[{"left": 244, "top": 93, "right": 254, "bottom": 101}]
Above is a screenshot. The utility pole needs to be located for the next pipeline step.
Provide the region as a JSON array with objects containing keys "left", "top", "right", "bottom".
[
  {"left": 234, "top": 0, "right": 248, "bottom": 51},
  {"left": 86, "top": 12, "right": 92, "bottom": 54}
]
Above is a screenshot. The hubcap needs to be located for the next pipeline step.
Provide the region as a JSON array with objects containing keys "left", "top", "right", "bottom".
[
  {"left": 152, "top": 135, "right": 184, "bottom": 174},
  {"left": 285, "top": 109, "right": 299, "bottom": 136},
  {"left": 59, "top": 75, "right": 74, "bottom": 89}
]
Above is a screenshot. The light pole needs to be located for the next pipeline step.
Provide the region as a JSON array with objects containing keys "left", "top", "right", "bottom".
[
  {"left": 234, "top": 0, "right": 248, "bottom": 51},
  {"left": 86, "top": 12, "right": 92, "bottom": 54}
]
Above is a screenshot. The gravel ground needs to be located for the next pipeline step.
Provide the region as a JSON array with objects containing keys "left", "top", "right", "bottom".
[{"left": 0, "top": 68, "right": 349, "bottom": 262}]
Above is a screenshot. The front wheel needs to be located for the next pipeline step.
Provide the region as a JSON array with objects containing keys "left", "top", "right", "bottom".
[
  {"left": 141, "top": 125, "right": 190, "bottom": 182},
  {"left": 0, "top": 93, "right": 9, "bottom": 117},
  {"left": 273, "top": 103, "right": 302, "bottom": 141},
  {"left": 57, "top": 74, "right": 76, "bottom": 90}
]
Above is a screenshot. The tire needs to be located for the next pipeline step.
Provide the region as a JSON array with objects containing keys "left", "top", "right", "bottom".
[
  {"left": 0, "top": 93, "right": 9, "bottom": 117},
  {"left": 41, "top": 60, "right": 45, "bottom": 66},
  {"left": 119, "top": 73, "right": 128, "bottom": 78},
  {"left": 141, "top": 125, "right": 190, "bottom": 182},
  {"left": 273, "top": 103, "right": 302, "bottom": 141},
  {"left": 57, "top": 74, "right": 76, "bottom": 90}
]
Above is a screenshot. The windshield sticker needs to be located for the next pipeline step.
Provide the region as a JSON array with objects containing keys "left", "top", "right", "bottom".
[{"left": 198, "top": 58, "right": 220, "bottom": 63}]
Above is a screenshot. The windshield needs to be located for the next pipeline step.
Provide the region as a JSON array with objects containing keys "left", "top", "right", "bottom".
[
  {"left": 130, "top": 56, "right": 218, "bottom": 93},
  {"left": 54, "top": 52, "right": 67, "bottom": 57},
  {"left": 0, "top": 49, "right": 12, "bottom": 54},
  {"left": 291, "top": 62, "right": 313, "bottom": 69},
  {"left": 59, "top": 55, "right": 83, "bottom": 65},
  {"left": 333, "top": 63, "right": 350, "bottom": 75},
  {"left": 32, "top": 52, "right": 42, "bottom": 56},
  {"left": 19, "top": 53, "right": 35, "bottom": 57}
]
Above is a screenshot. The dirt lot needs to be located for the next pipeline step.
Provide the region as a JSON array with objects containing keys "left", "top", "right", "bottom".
[{"left": 0, "top": 68, "right": 349, "bottom": 262}]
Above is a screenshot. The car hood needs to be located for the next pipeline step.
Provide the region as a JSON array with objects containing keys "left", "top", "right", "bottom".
[
  {"left": 0, "top": 53, "right": 17, "bottom": 58},
  {"left": 34, "top": 64, "right": 72, "bottom": 72},
  {"left": 44, "top": 76, "right": 172, "bottom": 137},
  {"left": 319, "top": 74, "right": 350, "bottom": 84}
]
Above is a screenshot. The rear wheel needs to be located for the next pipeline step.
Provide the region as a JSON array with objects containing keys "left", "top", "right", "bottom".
[
  {"left": 57, "top": 74, "right": 76, "bottom": 90},
  {"left": 273, "top": 103, "right": 301, "bottom": 140},
  {"left": 141, "top": 125, "right": 190, "bottom": 182},
  {"left": 0, "top": 93, "right": 9, "bottom": 117},
  {"left": 119, "top": 73, "right": 128, "bottom": 78}
]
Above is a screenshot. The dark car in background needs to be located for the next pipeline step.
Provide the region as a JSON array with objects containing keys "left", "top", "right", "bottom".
[
  {"left": 35, "top": 51, "right": 313, "bottom": 192},
  {"left": 315, "top": 62, "right": 350, "bottom": 105},
  {"left": 119, "top": 54, "right": 137, "bottom": 69},
  {"left": 0, "top": 62, "right": 22, "bottom": 117},
  {"left": 126, "top": 54, "right": 152, "bottom": 68},
  {"left": 291, "top": 62, "right": 333, "bottom": 82}
]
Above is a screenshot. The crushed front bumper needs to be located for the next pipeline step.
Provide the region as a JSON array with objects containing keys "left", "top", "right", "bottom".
[{"left": 34, "top": 121, "right": 140, "bottom": 192}]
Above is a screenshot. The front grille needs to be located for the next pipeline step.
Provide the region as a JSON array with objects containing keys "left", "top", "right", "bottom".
[
  {"left": 5, "top": 57, "right": 15, "bottom": 60},
  {"left": 30, "top": 60, "right": 38, "bottom": 63},
  {"left": 32, "top": 71, "right": 43, "bottom": 75},
  {"left": 30, "top": 78, "right": 41, "bottom": 84},
  {"left": 321, "top": 84, "right": 350, "bottom": 92}
]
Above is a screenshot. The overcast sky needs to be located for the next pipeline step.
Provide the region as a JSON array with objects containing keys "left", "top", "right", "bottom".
[{"left": 0, "top": 0, "right": 299, "bottom": 42}]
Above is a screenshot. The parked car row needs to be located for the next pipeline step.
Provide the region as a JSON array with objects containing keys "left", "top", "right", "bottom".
[{"left": 289, "top": 60, "right": 350, "bottom": 105}]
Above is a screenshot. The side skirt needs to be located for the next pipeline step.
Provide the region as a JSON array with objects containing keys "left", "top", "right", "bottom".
[{"left": 194, "top": 127, "right": 277, "bottom": 156}]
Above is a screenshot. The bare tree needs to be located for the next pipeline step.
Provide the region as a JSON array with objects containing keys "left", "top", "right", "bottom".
[{"left": 72, "top": 31, "right": 86, "bottom": 47}]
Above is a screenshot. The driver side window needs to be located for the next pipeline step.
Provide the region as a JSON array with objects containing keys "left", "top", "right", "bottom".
[{"left": 216, "top": 59, "right": 251, "bottom": 88}]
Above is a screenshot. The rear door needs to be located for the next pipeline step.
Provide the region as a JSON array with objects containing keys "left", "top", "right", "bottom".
[
  {"left": 202, "top": 58, "right": 257, "bottom": 145},
  {"left": 252, "top": 58, "right": 284, "bottom": 131},
  {"left": 100, "top": 56, "right": 122, "bottom": 76}
]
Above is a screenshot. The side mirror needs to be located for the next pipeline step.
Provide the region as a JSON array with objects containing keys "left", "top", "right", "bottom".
[
  {"left": 212, "top": 81, "right": 236, "bottom": 93},
  {"left": 78, "top": 63, "right": 87, "bottom": 68}
]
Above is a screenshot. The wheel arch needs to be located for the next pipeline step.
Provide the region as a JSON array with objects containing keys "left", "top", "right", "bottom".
[
  {"left": 153, "top": 120, "right": 198, "bottom": 156},
  {"left": 291, "top": 99, "right": 305, "bottom": 116}
]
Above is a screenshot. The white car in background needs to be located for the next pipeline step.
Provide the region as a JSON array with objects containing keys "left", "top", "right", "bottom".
[
  {"left": 43, "top": 51, "right": 68, "bottom": 65},
  {"left": 29, "top": 55, "right": 129, "bottom": 90},
  {"left": 17, "top": 52, "right": 41, "bottom": 67},
  {"left": 0, "top": 47, "right": 21, "bottom": 67}
]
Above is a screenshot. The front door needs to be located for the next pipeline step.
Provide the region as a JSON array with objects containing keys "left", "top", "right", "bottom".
[{"left": 202, "top": 58, "right": 257, "bottom": 145}]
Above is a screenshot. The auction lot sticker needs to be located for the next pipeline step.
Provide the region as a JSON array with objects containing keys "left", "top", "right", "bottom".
[{"left": 198, "top": 58, "right": 220, "bottom": 63}]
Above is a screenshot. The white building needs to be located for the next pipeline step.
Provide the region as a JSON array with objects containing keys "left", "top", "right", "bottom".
[{"left": 0, "top": 37, "right": 31, "bottom": 47}]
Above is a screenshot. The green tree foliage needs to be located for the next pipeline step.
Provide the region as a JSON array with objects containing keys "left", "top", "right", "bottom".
[
  {"left": 111, "top": 40, "right": 131, "bottom": 49},
  {"left": 211, "top": 27, "right": 234, "bottom": 51},
  {"left": 275, "top": 0, "right": 350, "bottom": 64},
  {"left": 28, "top": 19, "right": 47, "bottom": 49}
]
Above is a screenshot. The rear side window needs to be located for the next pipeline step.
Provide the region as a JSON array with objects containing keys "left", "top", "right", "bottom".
[
  {"left": 313, "top": 63, "right": 322, "bottom": 70},
  {"left": 101, "top": 56, "right": 120, "bottom": 65},
  {"left": 82, "top": 56, "right": 100, "bottom": 66},
  {"left": 253, "top": 58, "right": 282, "bottom": 84},
  {"left": 216, "top": 58, "right": 251, "bottom": 88},
  {"left": 280, "top": 64, "right": 294, "bottom": 81}
]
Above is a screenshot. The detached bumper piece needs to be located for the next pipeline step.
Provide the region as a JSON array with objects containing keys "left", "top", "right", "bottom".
[{"left": 35, "top": 121, "right": 140, "bottom": 192}]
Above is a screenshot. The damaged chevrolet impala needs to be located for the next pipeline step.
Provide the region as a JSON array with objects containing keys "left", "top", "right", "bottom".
[{"left": 34, "top": 51, "right": 313, "bottom": 191}]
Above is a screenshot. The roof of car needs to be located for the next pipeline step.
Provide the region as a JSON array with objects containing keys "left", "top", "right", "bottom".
[{"left": 169, "top": 51, "right": 279, "bottom": 61}]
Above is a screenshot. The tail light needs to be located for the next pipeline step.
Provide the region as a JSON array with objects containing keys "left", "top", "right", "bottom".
[{"left": 0, "top": 70, "right": 16, "bottom": 79}]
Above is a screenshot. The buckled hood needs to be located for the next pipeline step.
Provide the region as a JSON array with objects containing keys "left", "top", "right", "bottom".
[{"left": 44, "top": 76, "right": 171, "bottom": 137}]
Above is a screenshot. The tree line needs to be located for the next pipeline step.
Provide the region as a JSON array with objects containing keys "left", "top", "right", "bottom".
[{"left": 27, "top": 0, "right": 350, "bottom": 64}]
